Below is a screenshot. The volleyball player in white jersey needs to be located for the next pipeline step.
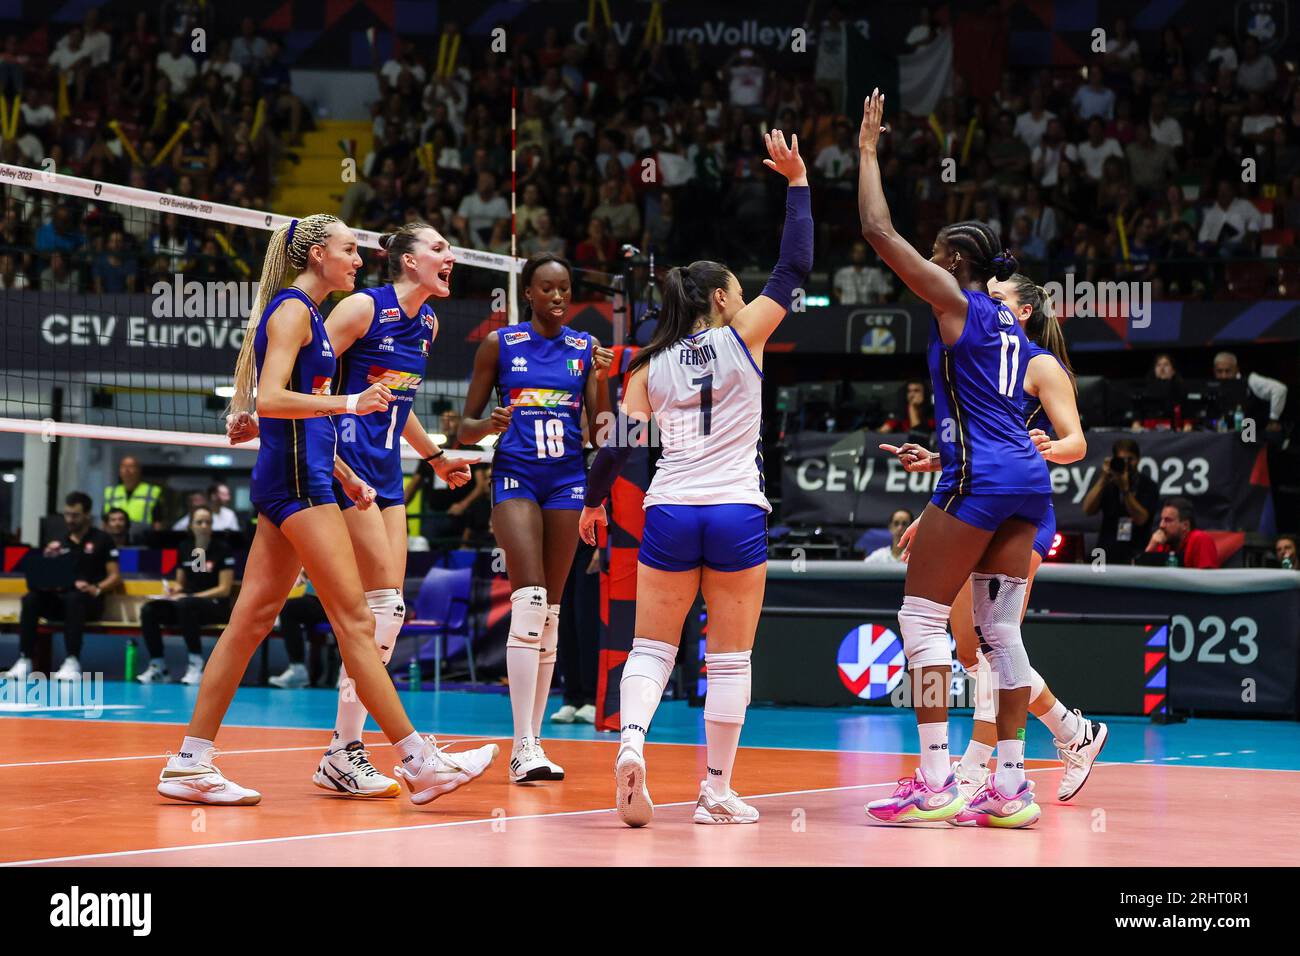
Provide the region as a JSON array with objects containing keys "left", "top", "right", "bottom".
[{"left": 580, "top": 130, "right": 812, "bottom": 826}]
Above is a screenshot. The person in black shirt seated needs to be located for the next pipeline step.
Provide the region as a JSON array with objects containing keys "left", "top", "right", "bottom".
[
  {"left": 3, "top": 492, "right": 121, "bottom": 681},
  {"left": 1081, "top": 437, "right": 1161, "bottom": 565},
  {"left": 136, "top": 506, "right": 235, "bottom": 686},
  {"left": 1132, "top": 352, "right": 1187, "bottom": 428}
]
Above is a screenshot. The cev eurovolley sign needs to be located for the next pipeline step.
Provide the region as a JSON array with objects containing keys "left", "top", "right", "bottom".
[{"left": 836, "top": 623, "right": 906, "bottom": 700}]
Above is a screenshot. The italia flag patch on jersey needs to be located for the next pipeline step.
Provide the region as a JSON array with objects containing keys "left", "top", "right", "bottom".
[
  {"left": 567, "top": 358, "right": 584, "bottom": 375},
  {"left": 836, "top": 624, "right": 905, "bottom": 700}
]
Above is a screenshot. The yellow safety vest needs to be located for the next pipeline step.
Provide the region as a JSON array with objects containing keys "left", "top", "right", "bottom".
[{"left": 102, "top": 482, "right": 162, "bottom": 524}]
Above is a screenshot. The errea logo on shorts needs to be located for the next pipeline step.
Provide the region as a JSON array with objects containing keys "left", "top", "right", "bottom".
[
  {"left": 511, "top": 356, "right": 528, "bottom": 373},
  {"left": 570, "top": 486, "right": 584, "bottom": 499},
  {"left": 50, "top": 886, "right": 152, "bottom": 936}
]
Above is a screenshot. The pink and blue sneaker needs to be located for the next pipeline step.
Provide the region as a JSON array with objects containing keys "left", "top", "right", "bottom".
[
  {"left": 951, "top": 777, "right": 1041, "bottom": 828},
  {"left": 865, "top": 768, "right": 966, "bottom": 824}
]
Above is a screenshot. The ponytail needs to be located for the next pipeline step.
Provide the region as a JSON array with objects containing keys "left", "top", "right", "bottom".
[
  {"left": 1004, "top": 272, "right": 1075, "bottom": 391},
  {"left": 226, "top": 213, "right": 343, "bottom": 416},
  {"left": 628, "top": 260, "right": 732, "bottom": 374}
]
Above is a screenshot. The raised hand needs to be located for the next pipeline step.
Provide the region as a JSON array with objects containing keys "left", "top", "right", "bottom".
[
  {"left": 761, "top": 128, "right": 807, "bottom": 185},
  {"left": 859, "top": 88, "right": 888, "bottom": 153}
]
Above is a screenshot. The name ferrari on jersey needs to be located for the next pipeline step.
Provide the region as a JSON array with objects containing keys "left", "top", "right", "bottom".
[
  {"left": 508, "top": 387, "right": 580, "bottom": 409},
  {"left": 679, "top": 343, "right": 717, "bottom": 366},
  {"left": 366, "top": 366, "right": 424, "bottom": 392},
  {"left": 504, "top": 330, "right": 531, "bottom": 345}
]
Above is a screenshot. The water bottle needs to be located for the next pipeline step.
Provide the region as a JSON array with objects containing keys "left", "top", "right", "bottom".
[
  {"left": 1233, "top": 405, "right": 1244, "bottom": 431},
  {"left": 408, "top": 659, "right": 421, "bottom": 692},
  {"left": 124, "top": 640, "right": 137, "bottom": 682},
  {"left": 1284, "top": 557, "right": 1295, "bottom": 570},
  {"left": 1166, "top": 550, "right": 1179, "bottom": 568}
]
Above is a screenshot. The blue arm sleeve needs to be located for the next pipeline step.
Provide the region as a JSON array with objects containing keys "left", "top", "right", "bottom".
[
  {"left": 759, "top": 185, "right": 813, "bottom": 310},
  {"left": 584, "top": 441, "right": 633, "bottom": 508}
]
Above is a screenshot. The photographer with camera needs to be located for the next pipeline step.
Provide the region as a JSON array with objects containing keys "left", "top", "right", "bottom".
[{"left": 1081, "top": 437, "right": 1160, "bottom": 565}]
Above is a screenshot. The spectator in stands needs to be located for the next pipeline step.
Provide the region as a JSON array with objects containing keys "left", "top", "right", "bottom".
[
  {"left": 155, "top": 32, "right": 197, "bottom": 96},
  {"left": 833, "top": 241, "right": 893, "bottom": 304},
  {"left": 103, "top": 455, "right": 162, "bottom": 540},
  {"left": 104, "top": 508, "right": 131, "bottom": 550},
  {"left": 1140, "top": 497, "right": 1220, "bottom": 568},
  {"left": 91, "top": 230, "right": 139, "bottom": 294},
  {"left": 454, "top": 170, "right": 509, "bottom": 249},
  {"left": 0, "top": 252, "right": 26, "bottom": 290},
  {"left": 39, "top": 251, "right": 78, "bottom": 292},
  {"left": 1082, "top": 437, "right": 1160, "bottom": 565},
  {"left": 230, "top": 17, "right": 268, "bottom": 73},
  {"left": 591, "top": 178, "right": 641, "bottom": 245},
  {"left": 1077, "top": 117, "right": 1124, "bottom": 182},
  {"left": 35, "top": 206, "right": 85, "bottom": 256},
  {"left": 1127, "top": 122, "right": 1177, "bottom": 200},
  {"left": 1199, "top": 181, "right": 1262, "bottom": 255},
  {"left": 1148, "top": 94, "right": 1183, "bottom": 150},
  {"left": 1031, "top": 118, "right": 1077, "bottom": 188},
  {"left": 172, "top": 483, "right": 240, "bottom": 533},
  {"left": 1212, "top": 352, "right": 1287, "bottom": 431},
  {"left": 878, "top": 380, "right": 936, "bottom": 436},
  {"left": 1276, "top": 534, "right": 1297, "bottom": 569},
  {"left": 575, "top": 215, "right": 617, "bottom": 273},
  {"left": 864, "top": 509, "right": 915, "bottom": 565},
  {"left": 1072, "top": 65, "right": 1116, "bottom": 122},
  {"left": 1206, "top": 29, "right": 1238, "bottom": 76},
  {"left": 1014, "top": 88, "right": 1055, "bottom": 150},
  {"left": 269, "top": 571, "right": 328, "bottom": 689},
  {"left": 1236, "top": 36, "right": 1277, "bottom": 95},
  {"left": 2, "top": 492, "right": 121, "bottom": 682},
  {"left": 136, "top": 504, "right": 235, "bottom": 685}
]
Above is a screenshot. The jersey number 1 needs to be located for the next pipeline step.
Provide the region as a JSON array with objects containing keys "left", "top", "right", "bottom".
[
  {"left": 384, "top": 406, "right": 398, "bottom": 450},
  {"left": 534, "top": 418, "right": 565, "bottom": 458},
  {"left": 691, "top": 374, "right": 713, "bottom": 436},
  {"left": 997, "top": 332, "right": 1021, "bottom": 398}
]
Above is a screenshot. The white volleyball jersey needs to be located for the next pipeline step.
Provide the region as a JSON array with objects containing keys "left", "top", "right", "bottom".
[{"left": 643, "top": 325, "right": 770, "bottom": 512}]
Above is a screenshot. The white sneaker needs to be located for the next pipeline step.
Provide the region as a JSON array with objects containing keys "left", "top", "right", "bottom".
[
  {"left": 313, "top": 740, "right": 400, "bottom": 798},
  {"left": 269, "top": 662, "right": 309, "bottom": 689},
  {"left": 2, "top": 656, "right": 31, "bottom": 680},
  {"left": 531, "top": 738, "right": 565, "bottom": 779},
  {"left": 394, "top": 738, "right": 499, "bottom": 805},
  {"left": 136, "top": 660, "right": 167, "bottom": 684},
  {"left": 952, "top": 760, "right": 990, "bottom": 804},
  {"left": 509, "top": 737, "right": 560, "bottom": 783},
  {"left": 574, "top": 704, "right": 596, "bottom": 724},
  {"left": 693, "top": 781, "right": 760, "bottom": 824},
  {"left": 157, "top": 749, "right": 261, "bottom": 806},
  {"left": 614, "top": 745, "right": 653, "bottom": 828},
  {"left": 1055, "top": 714, "right": 1108, "bottom": 801},
  {"left": 180, "top": 655, "right": 204, "bottom": 685},
  {"left": 550, "top": 704, "right": 578, "bottom": 724},
  {"left": 52, "top": 656, "right": 81, "bottom": 681}
]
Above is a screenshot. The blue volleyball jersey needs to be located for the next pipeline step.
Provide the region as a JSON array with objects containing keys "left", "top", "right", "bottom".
[
  {"left": 493, "top": 322, "right": 594, "bottom": 477},
  {"left": 929, "top": 290, "right": 1049, "bottom": 496},
  {"left": 1019, "top": 340, "right": 1060, "bottom": 435},
  {"left": 334, "top": 285, "right": 436, "bottom": 498},
  {"left": 251, "top": 287, "right": 337, "bottom": 501}
]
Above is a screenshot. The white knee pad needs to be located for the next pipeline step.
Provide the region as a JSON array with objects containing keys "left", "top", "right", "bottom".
[
  {"left": 539, "top": 604, "right": 560, "bottom": 665},
  {"left": 623, "top": 637, "right": 676, "bottom": 687},
  {"left": 1029, "top": 667, "right": 1045, "bottom": 704},
  {"left": 506, "top": 586, "right": 547, "bottom": 650},
  {"left": 972, "top": 650, "right": 996, "bottom": 723},
  {"left": 972, "top": 573, "right": 1033, "bottom": 690},
  {"left": 365, "top": 588, "right": 404, "bottom": 665},
  {"left": 899, "top": 595, "right": 952, "bottom": 670},
  {"left": 703, "top": 651, "right": 751, "bottom": 725}
]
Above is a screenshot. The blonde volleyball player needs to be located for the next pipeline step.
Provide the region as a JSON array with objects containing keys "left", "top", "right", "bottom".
[
  {"left": 159, "top": 214, "right": 496, "bottom": 807},
  {"left": 579, "top": 130, "right": 812, "bottom": 826},
  {"left": 883, "top": 274, "right": 1106, "bottom": 807},
  {"left": 226, "top": 221, "right": 497, "bottom": 799}
]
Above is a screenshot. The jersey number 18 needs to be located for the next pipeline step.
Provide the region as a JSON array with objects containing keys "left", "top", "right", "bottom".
[{"left": 534, "top": 418, "right": 565, "bottom": 458}]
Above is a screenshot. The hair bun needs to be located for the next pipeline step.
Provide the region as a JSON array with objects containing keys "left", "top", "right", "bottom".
[
  {"left": 378, "top": 233, "right": 394, "bottom": 251},
  {"left": 992, "top": 250, "right": 1018, "bottom": 281}
]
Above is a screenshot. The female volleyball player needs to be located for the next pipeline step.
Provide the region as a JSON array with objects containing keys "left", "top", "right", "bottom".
[
  {"left": 158, "top": 214, "right": 496, "bottom": 806},
  {"left": 458, "top": 253, "right": 613, "bottom": 783},
  {"left": 226, "top": 222, "right": 483, "bottom": 799},
  {"left": 883, "top": 273, "right": 1108, "bottom": 808},
  {"left": 857, "top": 89, "right": 1061, "bottom": 828},
  {"left": 579, "top": 129, "right": 812, "bottom": 826}
]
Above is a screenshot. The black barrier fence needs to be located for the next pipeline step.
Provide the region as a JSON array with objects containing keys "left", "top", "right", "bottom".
[{"left": 756, "top": 563, "right": 1300, "bottom": 718}]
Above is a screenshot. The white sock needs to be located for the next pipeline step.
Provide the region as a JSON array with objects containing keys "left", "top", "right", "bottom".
[
  {"left": 331, "top": 589, "right": 403, "bottom": 751},
  {"left": 619, "top": 638, "right": 677, "bottom": 754},
  {"left": 1038, "top": 700, "right": 1083, "bottom": 743},
  {"left": 176, "top": 736, "right": 214, "bottom": 767},
  {"left": 961, "top": 738, "right": 994, "bottom": 777},
  {"left": 702, "top": 650, "right": 750, "bottom": 794},
  {"left": 531, "top": 604, "right": 561, "bottom": 738},
  {"left": 394, "top": 730, "right": 430, "bottom": 772},
  {"left": 507, "top": 647, "right": 540, "bottom": 748},
  {"left": 917, "top": 721, "right": 950, "bottom": 790},
  {"left": 705, "top": 721, "right": 743, "bottom": 795},
  {"left": 995, "top": 738, "right": 1026, "bottom": 793}
]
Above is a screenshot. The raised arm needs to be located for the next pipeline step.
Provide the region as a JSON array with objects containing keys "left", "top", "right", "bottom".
[
  {"left": 256, "top": 298, "right": 392, "bottom": 420},
  {"left": 731, "top": 130, "right": 813, "bottom": 356},
  {"left": 857, "top": 89, "right": 967, "bottom": 338}
]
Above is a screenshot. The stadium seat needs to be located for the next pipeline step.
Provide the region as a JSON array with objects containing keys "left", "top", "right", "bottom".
[
  {"left": 404, "top": 566, "right": 476, "bottom": 689},
  {"left": 1223, "top": 261, "right": 1273, "bottom": 300}
]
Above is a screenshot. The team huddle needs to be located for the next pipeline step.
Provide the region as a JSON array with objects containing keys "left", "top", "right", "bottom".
[{"left": 156, "top": 93, "right": 1106, "bottom": 830}]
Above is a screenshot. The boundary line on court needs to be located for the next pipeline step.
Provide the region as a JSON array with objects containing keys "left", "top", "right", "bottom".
[{"left": 0, "top": 770, "right": 1059, "bottom": 867}]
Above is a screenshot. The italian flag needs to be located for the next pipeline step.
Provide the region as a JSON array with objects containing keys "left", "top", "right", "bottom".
[{"left": 568, "top": 359, "right": 583, "bottom": 373}]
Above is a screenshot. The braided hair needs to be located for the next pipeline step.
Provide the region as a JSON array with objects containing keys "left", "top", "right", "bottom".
[
  {"left": 227, "top": 213, "right": 343, "bottom": 416},
  {"left": 628, "top": 260, "right": 733, "bottom": 374},
  {"left": 937, "top": 220, "right": 1017, "bottom": 285}
]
